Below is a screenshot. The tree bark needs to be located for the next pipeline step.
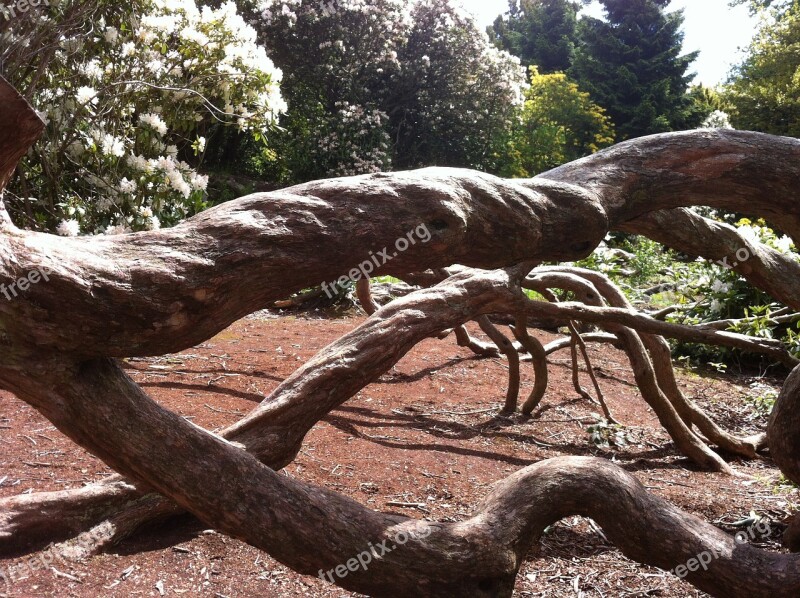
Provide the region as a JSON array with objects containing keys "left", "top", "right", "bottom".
[{"left": 3, "top": 76, "right": 800, "bottom": 596}]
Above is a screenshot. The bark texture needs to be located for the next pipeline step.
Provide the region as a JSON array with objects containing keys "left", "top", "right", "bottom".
[{"left": 2, "top": 77, "right": 800, "bottom": 597}]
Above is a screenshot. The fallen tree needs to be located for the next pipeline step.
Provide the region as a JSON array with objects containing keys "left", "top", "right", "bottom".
[{"left": 2, "top": 75, "right": 800, "bottom": 596}]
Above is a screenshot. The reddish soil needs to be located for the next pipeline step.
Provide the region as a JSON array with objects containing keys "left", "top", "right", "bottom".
[{"left": 0, "top": 312, "right": 795, "bottom": 597}]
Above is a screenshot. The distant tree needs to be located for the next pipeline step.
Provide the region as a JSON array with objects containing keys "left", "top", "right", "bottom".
[
  {"left": 254, "top": 0, "right": 526, "bottom": 181},
  {"left": 570, "top": 0, "right": 698, "bottom": 139},
  {"left": 676, "top": 84, "right": 724, "bottom": 129},
  {"left": 488, "top": 0, "right": 582, "bottom": 73},
  {"left": 503, "top": 67, "right": 614, "bottom": 176},
  {"left": 724, "top": 1, "right": 800, "bottom": 136},
  {"left": 390, "top": 0, "right": 526, "bottom": 172}
]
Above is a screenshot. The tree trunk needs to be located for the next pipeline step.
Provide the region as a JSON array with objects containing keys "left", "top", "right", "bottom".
[{"left": 3, "top": 77, "right": 800, "bottom": 596}]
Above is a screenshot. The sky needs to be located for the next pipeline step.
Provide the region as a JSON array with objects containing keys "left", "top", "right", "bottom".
[{"left": 456, "top": 0, "right": 761, "bottom": 86}]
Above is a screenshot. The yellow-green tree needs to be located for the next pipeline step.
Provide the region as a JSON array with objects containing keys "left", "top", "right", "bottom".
[{"left": 504, "top": 67, "right": 615, "bottom": 177}]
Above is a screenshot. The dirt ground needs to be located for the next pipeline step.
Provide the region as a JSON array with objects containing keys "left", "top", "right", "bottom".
[{"left": 0, "top": 310, "right": 795, "bottom": 597}]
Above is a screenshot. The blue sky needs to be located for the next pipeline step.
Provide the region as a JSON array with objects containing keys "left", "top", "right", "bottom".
[{"left": 457, "top": 0, "right": 760, "bottom": 86}]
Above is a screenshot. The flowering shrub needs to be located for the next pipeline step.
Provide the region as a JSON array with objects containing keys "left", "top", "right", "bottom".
[
  {"left": 664, "top": 218, "right": 799, "bottom": 361},
  {"left": 254, "top": 0, "right": 527, "bottom": 181},
  {"left": 701, "top": 110, "right": 734, "bottom": 129},
  {"left": 316, "top": 102, "right": 392, "bottom": 177},
  {"left": 5, "top": 0, "right": 284, "bottom": 235},
  {"left": 254, "top": 0, "right": 407, "bottom": 180},
  {"left": 391, "top": 1, "right": 527, "bottom": 172}
]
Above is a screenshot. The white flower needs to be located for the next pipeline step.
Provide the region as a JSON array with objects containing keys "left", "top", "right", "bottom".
[
  {"left": 146, "top": 59, "right": 164, "bottom": 74},
  {"left": 709, "top": 299, "right": 723, "bottom": 314},
  {"left": 146, "top": 216, "right": 161, "bottom": 230},
  {"left": 737, "top": 224, "right": 759, "bottom": 245},
  {"left": 167, "top": 170, "right": 192, "bottom": 198},
  {"left": 180, "top": 27, "right": 210, "bottom": 46},
  {"left": 56, "top": 219, "right": 81, "bottom": 237},
  {"left": 121, "top": 42, "right": 137, "bottom": 57},
  {"left": 166, "top": 145, "right": 179, "bottom": 157},
  {"left": 710, "top": 279, "right": 730, "bottom": 294},
  {"left": 701, "top": 110, "right": 733, "bottom": 130},
  {"left": 775, "top": 235, "right": 794, "bottom": 254},
  {"left": 139, "top": 113, "right": 168, "bottom": 136},
  {"left": 119, "top": 177, "right": 137, "bottom": 194},
  {"left": 189, "top": 172, "right": 208, "bottom": 191},
  {"left": 105, "top": 27, "right": 119, "bottom": 44},
  {"left": 76, "top": 86, "right": 98, "bottom": 105},
  {"left": 196, "top": 136, "right": 206, "bottom": 152},
  {"left": 82, "top": 60, "right": 103, "bottom": 80},
  {"left": 101, "top": 134, "right": 126, "bottom": 157}
]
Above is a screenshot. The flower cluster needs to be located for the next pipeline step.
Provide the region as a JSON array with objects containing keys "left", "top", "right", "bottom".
[
  {"left": 316, "top": 102, "right": 391, "bottom": 176},
  {"left": 10, "top": 0, "right": 285, "bottom": 235},
  {"left": 701, "top": 110, "right": 734, "bottom": 129}
]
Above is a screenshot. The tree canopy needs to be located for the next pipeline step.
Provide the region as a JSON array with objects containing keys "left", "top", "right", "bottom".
[
  {"left": 503, "top": 66, "right": 615, "bottom": 176},
  {"left": 725, "top": 0, "right": 800, "bottom": 136},
  {"left": 255, "top": 0, "right": 526, "bottom": 180},
  {"left": 488, "top": 0, "right": 582, "bottom": 73},
  {"left": 570, "top": 0, "right": 698, "bottom": 139}
]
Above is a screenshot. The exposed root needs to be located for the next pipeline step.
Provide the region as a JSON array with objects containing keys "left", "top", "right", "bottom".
[
  {"left": 525, "top": 269, "right": 733, "bottom": 473},
  {"left": 476, "top": 316, "right": 520, "bottom": 413},
  {"left": 542, "top": 332, "right": 621, "bottom": 355},
  {"left": 568, "top": 322, "right": 617, "bottom": 424},
  {"left": 356, "top": 277, "right": 381, "bottom": 314},
  {"left": 451, "top": 325, "right": 498, "bottom": 356},
  {"left": 510, "top": 315, "right": 548, "bottom": 416}
]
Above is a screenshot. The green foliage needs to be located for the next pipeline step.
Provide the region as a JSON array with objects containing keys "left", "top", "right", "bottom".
[
  {"left": 570, "top": 0, "right": 699, "bottom": 139},
  {"left": 503, "top": 67, "right": 614, "bottom": 176},
  {"left": 724, "top": 0, "right": 800, "bottom": 136},
  {"left": 664, "top": 218, "right": 798, "bottom": 362},
  {"left": 575, "top": 235, "right": 674, "bottom": 294},
  {"left": 488, "top": 0, "right": 581, "bottom": 73},
  {"left": 681, "top": 84, "right": 727, "bottom": 129},
  {"left": 746, "top": 383, "right": 779, "bottom": 418}
]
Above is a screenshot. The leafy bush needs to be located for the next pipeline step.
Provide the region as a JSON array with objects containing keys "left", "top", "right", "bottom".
[
  {"left": 254, "top": 0, "right": 527, "bottom": 181},
  {"left": 4, "top": 0, "right": 285, "bottom": 234},
  {"left": 503, "top": 67, "right": 614, "bottom": 177}
]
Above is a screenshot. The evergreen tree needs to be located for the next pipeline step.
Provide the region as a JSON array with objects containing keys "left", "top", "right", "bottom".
[
  {"left": 570, "top": 0, "right": 698, "bottom": 139},
  {"left": 488, "top": 0, "right": 581, "bottom": 73}
]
